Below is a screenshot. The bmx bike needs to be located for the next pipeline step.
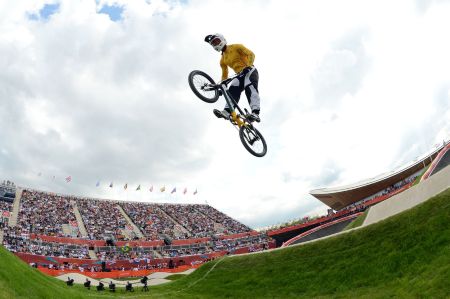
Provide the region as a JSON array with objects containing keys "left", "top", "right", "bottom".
[{"left": 188, "top": 70, "right": 267, "bottom": 157}]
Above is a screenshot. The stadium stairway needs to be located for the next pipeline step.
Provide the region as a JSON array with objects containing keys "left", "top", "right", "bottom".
[
  {"left": 196, "top": 209, "right": 226, "bottom": 234},
  {"left": 0, "top": 229, "right": 3, "bottom": 244},
  {"left": 8, "top": 188, "right": 22, "bottom": 227},
  {"left": 116, "top": 204, "right": 145, "bottom": 239},
  {"left": 157, "top": 207, "right": 192, "bottom": 237},
  {"left": 70, "top": 200, "right": 89, "bottom": 238},
  {"left": 61, "top": 224, "right": 73, "bottom": 236},
  {"left": 88, "top": 250, "right": 97, "bottom": 260}
]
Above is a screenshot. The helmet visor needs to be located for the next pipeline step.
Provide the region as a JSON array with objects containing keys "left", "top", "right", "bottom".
[{"left": 210, "top": 37, "right": 222, "bottom": 46}]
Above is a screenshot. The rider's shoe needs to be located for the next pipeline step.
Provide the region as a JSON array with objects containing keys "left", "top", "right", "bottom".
[
  {"left": 247, "top": 112, "right": 260, "bottom": 123},
  {"left": 213, "top": 109, "right": 230, "bottom": 120}
]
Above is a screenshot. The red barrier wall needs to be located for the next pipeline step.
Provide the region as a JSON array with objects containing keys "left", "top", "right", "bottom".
[
  {"left": 15, "top": 251, "right": 228, "bottom": 270},
  {"left": 30, "top": 235, "right": 105, "bottom": 247},
  {"left": 115, "top": 240, "right": 164, "bottom": 247},
  {"left": 38, "top": 265, "right": 198, "bottom": 278},
  {"left": 217, "top": 231, "right": 259, "bottom": 240},
  {"left": 171, "top": 238, "right": 210, "bottom": 246},
  {"left": 422, "top": 142, "right": 450, "bottom": 181},
  {"left": 282, "top": 213, "right": 363, "bottom": 247}
]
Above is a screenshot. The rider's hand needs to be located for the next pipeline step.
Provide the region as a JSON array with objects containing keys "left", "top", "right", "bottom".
[
  {"left": 242, "top": 66, "right": 252, "bottom": 75},
  {"left": 218, "top": 89, "right": 223, "bottom": 96}
]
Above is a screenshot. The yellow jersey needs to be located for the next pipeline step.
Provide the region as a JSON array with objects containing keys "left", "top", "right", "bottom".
[{"left": 220, "top": 44, "right": 255, "bottom": 80}]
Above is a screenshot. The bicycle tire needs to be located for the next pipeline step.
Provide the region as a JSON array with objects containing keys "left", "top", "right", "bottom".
[
  {"left": 188, "top": 70, "right": 219, "bottom": 103},
  {"left": 239, "top": 125, "right": 267, "bottom": 157}
]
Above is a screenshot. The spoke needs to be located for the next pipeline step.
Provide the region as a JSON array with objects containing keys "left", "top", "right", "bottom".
[
  {"left": 244, "top": 128, "right": 264, "bottom": 154},
  {"left": 193, "top": 75, "right": 216, "bottom": 99}
]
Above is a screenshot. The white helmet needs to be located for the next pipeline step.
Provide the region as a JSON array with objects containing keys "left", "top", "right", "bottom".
[{"left": 204, "top": 33, "right": 227, "bottom": 52}]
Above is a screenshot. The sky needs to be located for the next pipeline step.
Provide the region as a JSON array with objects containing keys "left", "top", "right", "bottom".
[{"left": 0, "top": 0, "right": 449, "bottom": 229}]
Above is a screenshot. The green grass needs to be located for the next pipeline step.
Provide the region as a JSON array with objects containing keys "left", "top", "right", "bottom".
[
  {"left": 1, "top": 188, "right": 450, "bottom": 298},
  {"left": 343, "top": 210, "right": 368, "bottom": 231}
]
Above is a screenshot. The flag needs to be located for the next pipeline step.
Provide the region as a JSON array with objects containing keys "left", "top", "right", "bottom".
[
  {"left": 160, "top": 186, "right": 165, "bottom": 192},
  {"left": 65, "top": 176, "right": 72, "bottom": 183},
  {"left": 109, "top": 182, "right": 113, "bottom": 188},
  {"left": 193, "top": 189, "right": 198, "bottom": 195},
  {"left": 96, "top": 181, "right": 100, "bottom": 187},
  {"left": 124, "top": 183, "right": 128, "bottom": 190},
  {"left": 136, "top": 185, "right": 141, "bottom": 191},
  {"left": 183, "top": 187, "right": 187, "bottom": 195},
  {"left": 149, "top": 185, "right": 153, "bottom": 192},
  {"left": 171, "top": 187, "right": 176, "bottom": 194}
]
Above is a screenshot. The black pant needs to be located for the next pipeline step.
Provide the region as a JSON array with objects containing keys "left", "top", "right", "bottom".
[{"left": 225, "top": 67, "right": 260, "bottom": 113}]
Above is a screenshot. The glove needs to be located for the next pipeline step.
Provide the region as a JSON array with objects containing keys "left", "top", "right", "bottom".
[
  {"left": 218, "top": 89, "right": 223, "bottom": 96},
  {"left": 242, "top": 66, "right": 252, "bottom": 75}
]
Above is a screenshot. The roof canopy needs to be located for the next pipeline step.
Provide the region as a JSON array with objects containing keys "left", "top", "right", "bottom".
[{"left": 310, "top": 143, "right": 445, "bottom": 210}]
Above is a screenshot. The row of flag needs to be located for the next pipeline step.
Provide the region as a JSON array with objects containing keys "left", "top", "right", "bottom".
[
  {"left": 118, "top": 183, "right": 197, "bottom": 195},
  {"left": 37, "top": 173, "right": 198, "bottom": 195}
]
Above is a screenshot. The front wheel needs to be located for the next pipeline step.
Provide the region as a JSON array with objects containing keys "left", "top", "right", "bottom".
[
  {"left": 188, "top": 70, "right": 219, "bottom": 103},
  {"left": 239, "top": 125, "right": 267, "bottom": 157}
]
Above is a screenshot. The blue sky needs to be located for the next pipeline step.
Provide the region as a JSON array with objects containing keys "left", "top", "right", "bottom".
[
  {"left": 99, "top": 4, "right": 124, "bottom": 21},
  {"left": 28, "top": 2, "right": 125, "bottom": 22},
  {"left": 28, "top": 3, "right": 60, "bottom": 21}
]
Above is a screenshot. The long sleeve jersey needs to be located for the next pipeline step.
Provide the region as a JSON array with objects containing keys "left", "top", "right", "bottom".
[{"left": 220, "top": 44, "right": 255, "bottom": 80}]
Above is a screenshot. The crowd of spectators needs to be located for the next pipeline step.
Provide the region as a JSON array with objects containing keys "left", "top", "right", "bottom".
[
  {"left": 2, "top": 227, "right": 90, "bottom": 259},
  {"left": 0, "top": 200, "right": 12, "bottom": 212},
  {"left": 212, "top": 235, "right": 270, "bottom": 253},
  {"left": 193, "top": 204, "right": 252, "bottom": 234},
  {"left": 7, "top": 189, "right": 254, "bottom": 242},
  {"left": 77, "top": 198, "right": 128, "bottom": 240},
  {"left": 158, "top": 204, "right": 220, "bottom": 239},
  {"left": 119, "top": 202, "right": 176, "bottom": 240},
  {"left": 339, "top": 174, "right": 419, "bottom": 213},
  {"left": 36, "top": 261, "right": 171, "bottom": 272},
  {"left": 96, "top": 246, "right": 155, "bottom": 262},
  {"left": 16, "top": 190, "right": 79, "bottom": 237},
  {"left": 159, "top": 245, "right": 210, "bottom": 258},
  {"left": 7, "top": 191, "right": 251, "bottom": 242}
]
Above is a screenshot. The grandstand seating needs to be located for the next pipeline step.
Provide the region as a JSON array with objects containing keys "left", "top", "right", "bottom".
[
  {"left": 0, "top": 199, "right": 12, "bottom": 227},
  {"left": 3, "top": 231, "right": 90, "bottom": 259},
  {"left": 0, "top": 200, "right": 12, "bottom": 212},
  {"left": 1, "top": 188, "right": 274, "bottom": 276},
  {"left": 77, "top": 198, "right": 128, "bottom": 240},
  {"left": 16, "top": 190, "right": 79, "bottom": 237},
  {"left": 119, "top": 202, "right": 177, "bottom": 240}
]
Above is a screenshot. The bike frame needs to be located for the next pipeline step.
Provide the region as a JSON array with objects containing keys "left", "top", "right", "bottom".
[{"left": 215, "top": 77, "right": 249, "bottom": 128}]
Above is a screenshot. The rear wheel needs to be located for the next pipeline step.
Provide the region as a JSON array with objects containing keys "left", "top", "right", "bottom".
[
  {"left": 188, "top": 70, "right": 219, "bottom": 103},
  {"left": 239, "top": 125, "right": 267, "bottom": 157}
]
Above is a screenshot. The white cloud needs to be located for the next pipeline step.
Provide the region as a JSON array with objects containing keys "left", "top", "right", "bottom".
[{"left": 0, "top": 0, "right": 449, "bottom": 229}]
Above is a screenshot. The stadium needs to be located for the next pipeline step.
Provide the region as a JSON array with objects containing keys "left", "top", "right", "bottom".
[{"left": 1, "top": 141, "right": 449, "bottom": 298}]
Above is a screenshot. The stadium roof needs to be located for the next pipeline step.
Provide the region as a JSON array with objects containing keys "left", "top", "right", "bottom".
[{"left": 310, "top": 142, "right": 447, "bottom": 210}]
